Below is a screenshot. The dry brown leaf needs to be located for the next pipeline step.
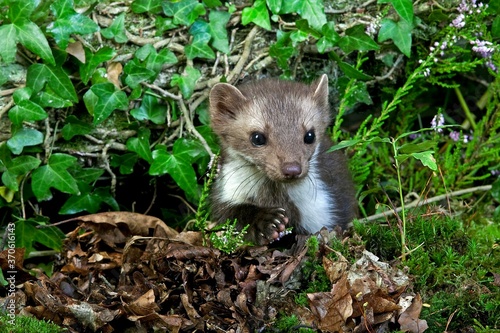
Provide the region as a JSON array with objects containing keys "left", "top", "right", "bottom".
[
  {"left": 398, "top": 294, "right": 428, "bottom": 333},
  {"left": 323, "top": 255, "right": 348, "bottom": 284},
  {"left": 127, "top": 289, "right": 159, "bottom": 316},
  {"left": 308, "top": 275, "right": 353, "bottom": 332},
  {"left": 107, "top": 62, "right": 122, "bottom": 88},
  {"left": 66, "top": 41, "right": 85, "bottom": 63}
]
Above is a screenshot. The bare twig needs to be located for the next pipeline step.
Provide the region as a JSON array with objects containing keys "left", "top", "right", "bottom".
[
  {"left": 141, "top": 82, "right": 182, "bottom": 100},
  {"left": 227, "top": 25, "right": 259, "bottom": 83},
  {"left": 178, "top": 99, "right": 214, "bottom": 158},
  {"left": 0, "top": 98, "right": 14, "bottom": 120}
]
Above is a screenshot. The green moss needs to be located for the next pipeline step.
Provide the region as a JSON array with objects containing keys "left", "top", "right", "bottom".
[{"left": 0, "top": 313, "right": 64, "bottom": 333}]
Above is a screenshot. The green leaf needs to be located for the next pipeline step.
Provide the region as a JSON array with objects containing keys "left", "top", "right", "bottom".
[
  {"left": 162, "top": 0, "right": 206, "bottom": 26},
  {"left": 269, "top": 31, "right": 295, "bottom": 69},
  {"left": 267, "top": 0, "right": 282, "bottom": 14},
  {"left": 31, "top": 153, "right": 80, "bottom": 201},
  {"left": 126, "top": 128, "right": 153, "bottom": 163},
  {"left": 329, "top": 52, "right": 373, "bottom": 80},
  {"left": 15, "top": 219, "right": 65, "bottom": 255},
  {"left": 15, "top": 20, "right": 55, "bottom": 65},
  {"left": 110, "top": 153, "right": 138, "bottom": 175},
  {"left": 130, "top": 93, "right": 168, "bottom": 124},
  {"left": 491, "top": 178, "right": 500, "bottom": 201},
  {"left": 411, "top": 151, "right": 437, "bottom": 171},
  {"left": 209, "top": 11, "right": 231, "bottom": 54},
  {"left": 170, "top": 66, "right": 201, "bottom": 98},
  {"left": 317, "top": 22, "right": 340, "bottom": 53},
  {"left": 297, "top": 0, "right": 326, "bottom": 31},
  {"left": 204, "top": 0, "right": 222, "bottom": 7},
  {"left": 492, "top": 16, "right": 500, "bottom": 38},
  {"left": 280, "top": 0, "right": 301, "bottom": 13},
  {"left": 378, "top": 18, "right": 412, "bottom": 57},
  {"left": 48, "top": 0, "right": 99, "bottom": 49},
  {"left": 124, "top": 61, "right": 156, "bottom": 88},
  {"left": 0, "top": 24, "right": 18, "bottom": 63},
  {"left": 8, "top": 100, "right": 47, "bottom": 125},
  {"left": 399, "top": 141, "right": 435, "bottom": 154},
  {"left": 61, "top": 115, "right": 94, "bottom": 140},
  {"left": 131, "top": 0, "right": 162, "bottom": 13},
  {"left": 150, "top": 147, "right": 199, "bottom": 201},
  {"left": 80, "top": 47, "right": 115, "bottom": 84},
  {"left": 185, "top": 32, "right": 216, "bottom": 60},
  {"left": 1, "top": 156, "right": 41, "bottom": 191},
  {"left": 242, "top": 0, "right": 271, "bottom": 30},
  {"left": 59, "top": 185, "right": 118, "bottom": 214},
  {"left": 101, "top": 13, "right": 128, "bottom": 43},
  {"left": 26, "top": 63, "right": 78, "bottom": 102},
  {"left": 7, "top": 128, "right": 44, "bottom": 155},
  {"left": 379, "top": 0, "right": 413, "bottom": 23},
  {"left": 7, "top": 0, "right": 36, "bottom": 23},
  {"left": 31, "top": 89, "right": 74, "bottom": 108},
  {"left": 83, "top": 82, "right": 129, "bottom": 124},
  {"left": 339, "top": 25, "right": 379, "bottom": 54}
]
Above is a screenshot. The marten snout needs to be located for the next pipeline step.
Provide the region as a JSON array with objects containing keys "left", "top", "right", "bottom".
[{"left": 281, "top": 162, "right": 302, "bottom": 178}]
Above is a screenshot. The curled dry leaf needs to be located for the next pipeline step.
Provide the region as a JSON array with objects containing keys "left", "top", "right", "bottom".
[
  {"left": 308, "top": 275, "right": 353, "bottom": 332},
  {"left": 398, "top": 294, "right": 428, "bottom": 333},
  {"left": 66, "top": 41, "right": 86, "bottom": 63}
]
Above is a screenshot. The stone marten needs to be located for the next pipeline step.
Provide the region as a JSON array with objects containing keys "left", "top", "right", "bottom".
[{"left": 208, "top": 75, "right": 357, "bottom": 245}]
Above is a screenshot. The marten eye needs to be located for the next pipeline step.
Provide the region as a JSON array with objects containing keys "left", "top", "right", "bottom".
[
  {"left": 304, "top": 130, "right": 315, "bottom": 144},
  {"left": 250, "top": 132, "right": 267, "bottom": 146}
]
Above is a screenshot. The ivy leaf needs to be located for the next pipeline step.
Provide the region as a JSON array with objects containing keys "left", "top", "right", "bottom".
[
  {"left": 17, "top": 20, "right": 56, "bottom": 65},
  {"left": 126, "top": 128, "right": 153, "bottom": 163},
  {"left": 26, "top": 63, "right": 78, "bottom": 102},
  {"left": 209, "top": 11, "right": 230, "bottom": 54},
  {"left": 79, "top": 47, "right": 115, "bottom": 84},
  {"left": 8, "top": 100, "right": 47, "bottom": 125},
  {"left": 48, "top": 0, "right": 99, "bottom": 49},
  {"left": 110, "top": 153, "right": 138, "bottom": 175},
  {"left": 131, "top": 0, "right": 162, "bottom": 14},
  {"left": 269, "top": 31, "right": 295, "bottom": 70},
  {"left": 83, "top": 82, "right": 129, "bottom": 124},
  {"left": 339, "top": 25, "right": 379, "bottom": 54},
  {"left": 170, "top": 66, "right": 201, "bottom": 98},
  {"left": 242, "top": 0, "right": 271, "bottom": 31},
  {"left": 266, "top": 0, "right": 282, "bottom": 14},
  {"left": 162, "top": 0, "right": 206, "bottom": 26},
  {"left": 7, "top": 128, "right": 44, "bottom": 155},
  {"left": 204, "top": 0, "right": 222, "bottom": 7},
  {"left": 31, "top": 153, "right": 80, "bottom": 201},
  {"left": 378, "top": 18, "right": 412, "bottom": 57},
  {"left": 1, "top": 156, "right": 41, "bottom": 191},
  {"left": 15, "top": 219, "right": 65, "bottom": 255},
  {"left": 411, "top": 151, "right": 437, "bottom": 171},
  {"left": 124, "top": 61, "right": 156, "bottom": 88},
  {"left": 130, "top": 93, "right": 168, "bottom": 125},
  {"left": 317, "top": 22, "right": 340, "bottom": 53},
  {"left": 378, "top": 0, "right": 413, "bottom": 23},
  {"left": 0, "top": 24, "right": 18, "bottom": 63},
  {"left": 101, "top": 13, "right": 128, "bottom": 43},
  {"left": 150, "top": 147, "right": 199, "bottom": 201},
  {"left": 60, "top": 185, "right": 118, "bottom": 214},
  {"left": 185, "top": 32, "right": 215, "bottom": 60},
  {"left": 61, "top": 115, "right": 94, "bottom": 140},
  {"left": 280, "top": 0, "right": 301, "bottom": 13},
  {"left": 297, "top": 0, "right": 326, "bottom": 31}
]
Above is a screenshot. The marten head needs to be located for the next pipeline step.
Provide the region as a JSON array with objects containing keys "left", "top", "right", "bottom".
[{"left": 209, "top": 75, "right": 331, "bottom": 182}]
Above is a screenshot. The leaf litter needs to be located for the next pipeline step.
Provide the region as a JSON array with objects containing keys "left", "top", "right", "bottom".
[{"left": 1, "top": 212, "right": 427, "bottom": 332}]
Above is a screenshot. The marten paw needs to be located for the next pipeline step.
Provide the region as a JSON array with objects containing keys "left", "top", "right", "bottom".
[{"left": 254, "top": 208, "right": 289, "bottom": 245}]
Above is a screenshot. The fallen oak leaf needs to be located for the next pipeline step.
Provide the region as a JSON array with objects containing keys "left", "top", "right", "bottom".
[
  {"left": 308, "top": 275, "right": 353, "bottom": 332},
  {"left": 398, "top": 294, "right": 428, "bottom": 333}
]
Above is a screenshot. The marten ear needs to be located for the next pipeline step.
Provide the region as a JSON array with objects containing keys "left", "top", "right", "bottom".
[
  {"left": 311, "top": 74, "right": 329, "bottom": 108},
  {"left": 209, "top": 83, "right": 247, "bottom": 119}
]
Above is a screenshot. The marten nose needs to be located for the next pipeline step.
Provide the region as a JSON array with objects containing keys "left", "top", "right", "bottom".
[{"left": 282, "top": 162, "right": 302, "bottom": 178}]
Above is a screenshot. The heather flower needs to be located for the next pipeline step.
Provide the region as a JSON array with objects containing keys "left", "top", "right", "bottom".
[
  {"left": 451, "top": 14, "right": 466, "bottom": 28},
  {"left": 471, "top": 40, "right": 495, "bottom": 58},
  {"left": 431, "top": 114, "right": 445, "bottom": 132},
  {"left": 449, "top": 131, "right": 460, "bottom": 141}
]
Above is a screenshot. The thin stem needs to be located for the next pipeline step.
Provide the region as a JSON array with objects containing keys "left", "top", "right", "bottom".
[{"left": 454, "top": 85, "right": 477, "bottom": 131}]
